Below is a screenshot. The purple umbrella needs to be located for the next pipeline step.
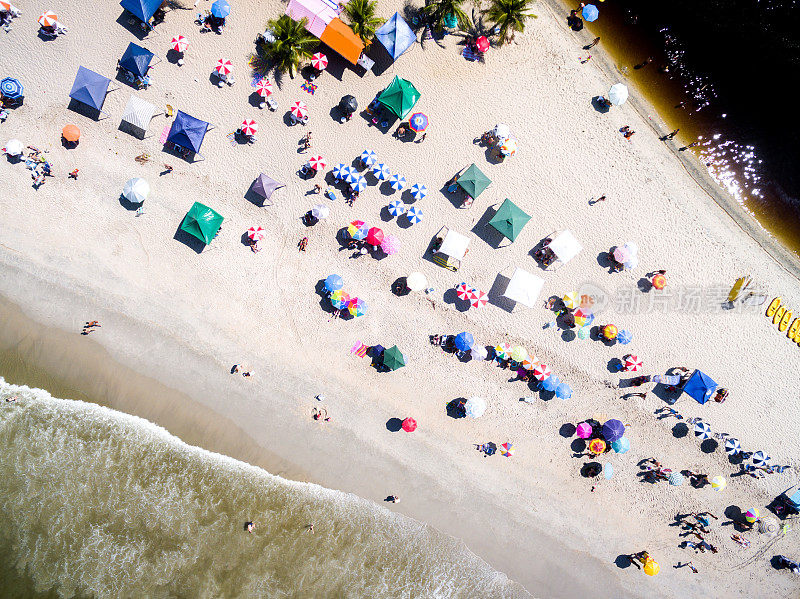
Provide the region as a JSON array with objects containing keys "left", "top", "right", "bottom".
[{"left": 601, "top": 419, "right": 625, "bottom": 443}]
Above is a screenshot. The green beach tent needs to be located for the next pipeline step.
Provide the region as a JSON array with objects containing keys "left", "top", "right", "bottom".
[
  {"left": 378, "top": 76, "right": 421, "bottom": 119},
  {"left": 382, "top": 345, "right": 406, "bottom": 371},
  {"left": 457, "top": 164, "right": 491, "bottom": 199},
  {"left": 181, "top": 202, "right": 224, "bottom": 245},
  {"left": 488, "top": 198, "right": 531, "bottom": 242}
]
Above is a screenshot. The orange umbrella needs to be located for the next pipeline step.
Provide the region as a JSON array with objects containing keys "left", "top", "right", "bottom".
[
  {"left": 62, "top": 125, "right": 81, "bottom": 142},
  {"left": 602, "top": 324, "right": 618, "bottom": 340},
  {"left": 588, "top": 438, "right": 606, "bottom": 454},
  {"left": 1, "top": 1, "right": 13, "bottom": 11},
  {"left": 651, "top": 274, "right": 666, "bottom": 290},
  {"left": 38, "top": 10, "right": 57, "bottom": 26}
]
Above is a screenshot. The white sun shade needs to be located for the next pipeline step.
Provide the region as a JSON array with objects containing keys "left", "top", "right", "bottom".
[
  {"left": 503, "top": 268, "right": 545, "bottom": 308},
  {"left": 549, "top": 230, "right": 582, "bottom": 264},
  {"left": 439, "top": 230, "right": 470, "bottom": 261},
  {"left": 121, "top": 96, "right": 156, "bottom": 133}
]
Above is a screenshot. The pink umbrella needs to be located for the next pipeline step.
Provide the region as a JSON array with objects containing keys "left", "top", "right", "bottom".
[
  {"left": 576, "top": 422, "right": 593, "bottom": 439},
  {"left": 171, "top": 35, "right": 188, "bottom": 52},
  {"left": 469, "top": 289, "right": 488, "bottom": 308},
  {"left": 290, "top": 101, "right": 308, "bottom": 120},
  {"left": 624, "top": 355, "right": 642, "bottom": 372},
  {"left": 308, "top": 155, "right": 326, "bottom": 171},
  {"left": 247, "top": 226, "right": 265, "bottom": 241},
  {"left": 533, "top": 364, "right": 551, "bottom": 381},
  {"left": 381, "top": 234, "right": 400, "bottom": 255},
  {"left": 241, "top": 119, "right": 258, "bottom": 136},
  {"left": 366, "top": 227, "right": 384, "bottom": 246},
  {"left": 256, "top": 79, "right": 273, "bottom": 97},
  {"left": 215, "top": 58, "right": 233, "bottom": 76},
  {"left": 456, "top": 282, "right": 472, "bottom": 301},
  {"left": 402, "top": 417, "right": 417, "bottom": 432},
  {"left": 613, "top": 246, "right": 632, "bottom": 263},
  {"left": 311, "top": 52, "right": 328, "bottom": 70}
]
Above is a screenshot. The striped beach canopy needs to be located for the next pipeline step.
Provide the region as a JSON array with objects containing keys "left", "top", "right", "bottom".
[{"left": 121, "top": 95, "right": 156, "bottom": 135}]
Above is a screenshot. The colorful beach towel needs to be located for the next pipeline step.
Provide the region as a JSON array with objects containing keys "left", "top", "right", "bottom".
[
  {"left": 226, "top": 131, "right": 237, "bottom": 146},
  {"left": 159, "top": 125, "right": 170, "bottom": 145},
  {"left": 350, "top": 341, "right": 368, "bottom": 357},
  {"left": 301, "top": 81, "right": 317, "bottom": 95}
]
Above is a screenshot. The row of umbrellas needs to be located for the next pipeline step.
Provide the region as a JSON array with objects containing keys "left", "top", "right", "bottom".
[
  {"left": 692, "top": 420, "right": 771, "bottom": 465},
  {"left": 331, "top": 150, "right": 428, "bottom": 198},
  {"left": 324, "top": 274, "right": 368, "bottom": 316},
  {"left": 387, "top": 200, "right": 423, "bottom": 224}
]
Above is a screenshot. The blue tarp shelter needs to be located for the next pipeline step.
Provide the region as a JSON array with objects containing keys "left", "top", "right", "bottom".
[
  {"left": 375, "top": 12, "right": 416, "bottom": 60},
  {"left": 683, "top": 370, "right": 718, "bottom": 404},
  {"left": 167, "top": 110, "right": 210, "bottom": 153},
  {"left": 120, "top": 0, "right": 162, "bottom": 23},
  {"left": 119, "top": 43, "right": 154, "bottom": 78},
  {"left": 69, "top": 66, "right": 111, "bottom": 111}
]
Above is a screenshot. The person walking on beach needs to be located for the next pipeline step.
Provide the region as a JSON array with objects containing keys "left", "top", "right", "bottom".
[
  {"left": 305, "top": 524, "right": 315, "bottom": 534},
  {"left": 385, "top": 495, "right": 401, "bottom": 503},
  {"left": 585, "top": 36, "right": 600, "bottom": 49},
  {"left": 590, "top": 195, "right": 606, "bottom": 205},
  {"left": 680, "top": 141, "right": 700, "bottom": 151},
  {"left": 245, "top": 521, "right": 255, "bottom": 533},
  {"left": 665, "top": 129, "right": 679, "bottom": 140},
  {"left": 629, "top": 551, "right": 650, "bottom": 569},
  {"left": 418, "top": 132, "right": 426, "bottom": 143}
]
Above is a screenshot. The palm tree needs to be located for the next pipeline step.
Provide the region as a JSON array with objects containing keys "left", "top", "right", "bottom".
[
  {"left": 258, "top": 15, "right": 316, "bottom": 77},
  {"left": 343, "top": 0, "right": 384, "bottom": 44},
  {"left": 422, "top": 0, "right": 472, "bottom": 32},
  {"left": 485, "top": 0, "right": 536, "bottom": 44}
]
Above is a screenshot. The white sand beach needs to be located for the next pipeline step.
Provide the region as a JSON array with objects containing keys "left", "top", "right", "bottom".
[{"left": 2, "top": 0, "right": 800, "bottom": 596}]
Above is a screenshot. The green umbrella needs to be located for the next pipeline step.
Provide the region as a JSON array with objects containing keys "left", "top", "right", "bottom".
[
  {"left": 181, "top": 201, "right": 224, "bottom": 245},
  {"left": 488, "top": 198, "right": 531, "bottom": 242},
  {"left": 378, "top": 76, "right": 421, "bottom": 119},
  {"left": 457, "top": 163, "right": 491, "bottom": 199},
  {"left": 382, "top": 345, "right": 406, "bottom": 370}
]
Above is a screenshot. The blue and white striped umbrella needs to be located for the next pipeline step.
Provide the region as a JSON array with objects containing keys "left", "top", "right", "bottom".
[
  {"left": 352, "top": 175, "right": 367, "bottom": 193},
  {"left": 344, "top": 168, "right": 358, "bottom": 185},
  {"left": 724, "top": 437, "right": 742, "bottom": 455},
  {"left": 332, "top": 163, "right": 346, "bottom": 180},
  {"left": 693, "top": 421, "right": 712, "bottom": 440},
  {"left": 0, "top": 77, "right": 23, "bottom": 100},
  {"left": 668, "top": 471, "right": 684, "bottom": 486},
  {"left": 617, "top": 329, "right": 633, "bottom": 345},
  {"left": 751, "top": 451, "right": 770, "bottom": 466},
  {"left": 387, "top": 199, "right": 405, "bottom": 217},
  {"left": 410, "top": 183, "right": 428, "bottom": 200},
  {"left": 389, "top": 174, "right": 406, "bottom": 191},
  {"left": 360, "top": 149, "right": 377, "bottom": 167},
  {"left": 372, "top": 162, "right": 390, "bottom": 180},
  {"left": 406, "top": 206, "right": 423, "bottom": 224}
]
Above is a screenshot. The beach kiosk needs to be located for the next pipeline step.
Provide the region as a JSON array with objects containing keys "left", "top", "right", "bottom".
[
  {"left": 375, "top": 12, "right": 416, "bottom": 61},
  {"left": 545, "top": 229, "right": 582, "bottom": 270},
  {"left": 503, "top": 267, "right": 545, "bottom": 309},
  {"left": 432, "top": 226, "right": 469, "bottom": 271}
]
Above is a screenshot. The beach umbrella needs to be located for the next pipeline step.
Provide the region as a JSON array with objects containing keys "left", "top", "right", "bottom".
[
  {"left": 457, "top": 163, "right": 492, "bottom": 199},
  {"left": 383, "top": 345, "right": 405, "bottom": 370},
  {"left": 643, "top": 560, "right": 660, "bottom": 577},
  {"left": 348, "top": 297, "right": 367, "bottom": 317},
  {"left": 724, "top": 438, "right": 742, "bottom": 455},
  {"left": 401, "top": 417, "right": 417, "bottom": 432},
  {"left": 608, "top": 83, "right": 629, "bottom": 106},
  {"left": 668, "top": 471, "right": 684, "bottom": 486},
  {"left": 602, "top": 324, "right": 618, "bottom": 340},
  {"left": 290, "top": 101, "right": 308, "bottom": 120},
  {"left": 389, "top": 174, "right": 406, "bottom": 191},
  {"left": 652, "top": 274, "right": 667, "bottom": 290},
  {"left": 0, "top": 77, "right": 23, "bottom": 100},
  {"left": 330, "top": 290, "right": 351, "bottom": 310},
  {"left": 751, "top": 451, "right": 770, "bottom": 466},
  {"left": 372, "top": 162, "right": 390, "bottom": 180},
  {"left": 332, "top": 163, "right": 346, "bottom": 180},
  {"left": 464, "top": 397, "right": 486, "bottom": 418},
  {"left": 604, "top": 463, "right": 614, "bottom": 479},
  {"left": 378, "top": 75, "right": 421, "bottom": 119},
  {"left": 693, "top": 421, "right": 712, "bottom": 440},
  {"left": 352, "top": 175, "right": 367, "bottom": 193},
  {"left": 582, "top": 4, "right": 599, "bottom": 21},
  {"left": 348, "top": 219, "right": 365, "bottom": 236},
  {"left": 493, "top": 123, "right": 510, "bottom": 139},
  {"left": 562, "top": 292, "right": 579, "bottom": 310},
  {"left": 256, "top": 79, "right": 273, "bottom": 97},
  {"left": 500, "top": 442, "right": 515, "bottom": 457},
  {"left": 469, "top": 289, "right": 488, "bottom": 309},
  {"left": 215, "top": 58, "right": 233, "bottom": 76},
  {"left": 574, "top": 307, "right": 594, "bottom": 328},
  {"left": 617, "top": 329, "right": 633, "bottom": 345},
  {"left": 62, "top": 124, "right": 81, "bottom": 143},
  {"left": 613, "top": 246, "right": 633, "bottom": 264},
  {"left": 381, "top": 234, "right": 400, "bottom": 255},
  {"left": 360, "top": 149, "right": 377, "bottom": 166},
  {"left": 339, "top": 95, "right": 357, "bottom": 114},
  {"left": 556, "top": 383, "right": 573, "bottom": 399},
  {"left": 308, "top": 155, "right": 326, "bottom": 171},
  {"left": 470, "top": 345, "right": 488, "bottom": 361},
  {"left": 350, "top": 224, "right": 368, "bottom": 240},
  {"left": 38, "top": 10, "right": 57, "bottom": 26},
  {"left": 456, "top": 283, "right": 473, "bottom": 301},
  {"left": 510, "top": 346, "right": 527, "bottom": 362},
  {"left": 122, "top": 177, "right": 149, "bottom": 203},
  {"left": 311, "top": 204, "right": 329, "bottom": 219},
  {"left": 324, "top": 274, "right": 343, "bottom": 292},
  {"left": 410, "top": 183, "right": 427, "bottom": 200},
  {"left": 387, "top": 199, "right": 405, "bottom": 217},
  {"left": 588, "top": 438, "right": 606, "bottom": 455},
  {"left": 211, "top": 0, "right": 230, "bottom": 18},
  {"left": 406, "top": 206, "right": 423, "bottom": 224},
  {"left": 520, "top": 355, "right": 537, "bottom": 369},
  {"left": 499, "top": 138, "right": 517, "bottom": 157},
  {"left": 494, "top": 343, "right": 512, "bottom": 360},
  {"left": 247, "top": 226, "right": 265, "bottom": 241},
  {"left": 455, "top": 332, "right": 474, "bottom": 352},
  {"left": 406, "top": 272, "right": 427, "bottom": 292},
  {"left": 577, "top": 327, "right": 590, "bottom": 340},
  {"left": 612, "top": 436, "right": 630, "bottom": 454},
  {"left": 311, "top": 52, "right": 328, "bottom": 71},
  {"left": 475, "top": 35, "right": 490, "bottom": 53},
  {"left": 409, "top": 112, "right": 428, "bottom": 132},
  {"left": 533, "top": 364, "right": 551, "bottom": 381},
  {"left": 241, "top": 119, "right": 258, "bottom": 136},
  {"left": 171, "top": 36, "right": 188, "bottom": 52},
  {"left": 745, "top": 508, "right": 760, "bottom": 523},
  {"left": 366, "top": 227, "right": 384, "bottom": 246},
  {"left": 758, "top": 517, "right": 780, "bottom": 537},
  {"left": 576, "top": 423, "right": 593, "bottom": 439},
  {"left": 624, "top": 355, "right": 642, "bottom": 372},
  {"left": 344, "top": 167, "right": 358, "bottom": 185},
  {"left": 541, "top": 375, "right": 561, "bottom": 392},
  {"left": 602, "top": 419, "right": 625, "bottom": 443},
  {"left": 711, "top": 476, "right": 726, "bottom": 491},
  {"left": 4, "top": 139, "right": 23, "bottom": 156}
]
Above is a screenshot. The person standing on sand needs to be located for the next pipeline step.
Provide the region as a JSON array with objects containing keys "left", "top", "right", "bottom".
[
  {"left": 305, "top": 524, "right": 315, "bottom": 534},
  {"left": 666, "top": 129, "right": 679, "bottom": 140},
  {"left": 418, "top": 132, "right": 426, "bottom": 143},
  {"left": 245, "top": 521, "right": 255, "bottom": 533}
]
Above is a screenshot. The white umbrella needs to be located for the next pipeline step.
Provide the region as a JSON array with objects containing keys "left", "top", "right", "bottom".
[
  {"left": 470, "top": 345, "right": 488, "bottom": 361},
  {"left": 406, "top": 272, "right": 427, "bottom": 292},
  {"left": 493, "top": 123, "right": 510, "bottom": 139},
  {"left": 4, "top": 139, "right": 23, "bottom": 156},
  {"left": 311, "top": 204, "right": 329, "bottom": 219},
  {"left": 758, "top": 517, "right": 780, "bottom": 537},
  {"left": 464, "top": 397, "right": 487, "bottom": 418},
  {"left": 609, "top": 83, "right": 629, "bottom": 106},
  {"left": 122, "top": 178, "right": 150, "bottom": 203}
]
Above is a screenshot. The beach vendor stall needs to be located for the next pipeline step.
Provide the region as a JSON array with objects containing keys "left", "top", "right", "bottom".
[
  {"left": 117, "top": 43, "right": 156, "bottom": 89},
  {"left": 251, "top": 173, "right": 285, "bottom": 206},
  {"left": 538, "top": 229, "right": 583, "bottom": 270},
  {"left": 166, "top": 110, "right": 212, "bottom": 159},
  {"left": 431, "top": 226, "right": 470, "bottom": 271},
  {"left": 503, "top": 268, "right": 545, "bottom": 309}
]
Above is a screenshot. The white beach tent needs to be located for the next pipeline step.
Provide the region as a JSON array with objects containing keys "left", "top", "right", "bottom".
[
  {"left": 503, "top": 267, "right": 545, "bottom": 308},
  {"left": 433, "top": 227, "right": 470, "bottom": 271},
  {"left": 547, "top": 230, "right": 582, "bottom": 270},
  {"left": 121, "top": 95, "right": 156, "bottom": 138}
]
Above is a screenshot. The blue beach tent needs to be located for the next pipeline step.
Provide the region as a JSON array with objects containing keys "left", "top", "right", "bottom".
[
  {"left": 683, "top": 369, "right": 718, "bottom": 404},
  {"left": 167, "top": 111, "right": 210, "bottom": 153},
  {"left": 69, "top": 66, "right": 111, "bottom": 111},
  {"left": 375, "top": 12, "right": 416, "bottom": 61},
  {"left": 119, "top": 43, "right": 154, "bottom": 78},
  {"left": 120, "top": 0, "right": 162, "bottom": 23}
]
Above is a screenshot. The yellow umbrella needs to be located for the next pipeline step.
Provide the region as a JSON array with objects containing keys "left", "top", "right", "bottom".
[
  {"left": 643, "top": 559, "right": 660, "bottom": 576},
  {"left": 562, "top": 292, "right": 579, "bottom": 310},
  {"left": 510, "top": 346, "right": 528, "bottom": 362},
  {"left": 588, "top": 438, "right": 606, "bottom": 454},
  {"left": 602, "top": 324, "right": 618, "bottom": 340}
]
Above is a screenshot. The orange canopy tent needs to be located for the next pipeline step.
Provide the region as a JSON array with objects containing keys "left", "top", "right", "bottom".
[{"left": 320, "top": 18, "right": 364, "bottom": 64}]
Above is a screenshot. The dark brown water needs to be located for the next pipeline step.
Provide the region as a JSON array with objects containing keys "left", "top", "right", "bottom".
[{"left": 577, "top": 0, "right": 800, "bottom": 255}]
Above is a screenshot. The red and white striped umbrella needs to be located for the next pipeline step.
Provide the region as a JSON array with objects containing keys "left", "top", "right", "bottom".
[
  {"left": 215, "top": 58, "right": 233, "bottom": 76},
  {"left": 38, "top": 10, "right": 57, "bottom": 26},
  {"left": 290, "top": 101, "right": 308, "bottom": 120},
  {"left": 171, "top": 35, "right": 188, "bottom": 52},
  {"left": 311, "top": 52, "right": 328, "bottom": 71},
  {"left": 469, "top": 289, "right": 488, "bottom": 308},
  {"left": 533, "top": 364, "right": 551, "bottom": 381},
  {"left": 456, "top": 282, "right": 472, "bottom": 301},
  {"left": 247, "top": 226, "right": 265, "bottom": 241},
  {"left": 241, "top": 119, "right": 258, "bottom": 136},
  {"left": 256, "top": 79, "right": 273, "bottom": 97},
  {"left": 624, "top": 355, "right": 643, "bottom": 372},
  {"left": 308, "top": 155, "right": 326, "bottom": 170}
]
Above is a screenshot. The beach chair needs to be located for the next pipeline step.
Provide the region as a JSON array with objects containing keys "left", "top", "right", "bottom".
[{"left": 350, "top": 341, "right": 368, "bottom": 358}]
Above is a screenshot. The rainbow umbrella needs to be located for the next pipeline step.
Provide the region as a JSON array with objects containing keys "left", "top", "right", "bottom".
[
  {"left": 643, "top": 559, "right": 660, "bottom": 577},
  {"left": 745, "top": 508, "right": 760, "bottom": 523},
  {"left": 372, "top": 162, "right": 390, "bottom": 180},
  {"left": 510, "top": 346, "right": 528, "bottom": 362},
  {"left": 611, "top": 436, "right": 630, "bottom": 454},
  {"left": 324, "top": 274, "right": 343, "bottom": 292},
  {"left": 360, "top": 149, "right": 377, "bottom": 166},
  {"left": 563, "top": 292, "right": 579, "bottom": 310},
  {"left": 574, "top": 307, "right": 594, "bottom": 328},
  {"left": 588, "top": 438, "right": 606, "bottom": 455},
  {"left": 381, "top": 234, "right": 400, "bottom": 255},
  {"left": 409, "top": 112, "right": 428, "bottom": 132},
  {"left": 500, "top": 442, "right": 515, "bottom": 457},
  {"left": 576, "top": 422, "right": 593, "bottom": 439},
  {"left": 410, "top": 183, "right": 427, "bottom": 200},
  {"left": 541, "top": 374, "right": 560, "bottom": 392},
  {"left": 711, "top": 476, "right": 726, "bottom": 491},
  {"left": 494, "top": 343, "right": 512, "bottom": 360},
  {"left": 387, "top": 199, "right": 405, "bottom": 217},
  {"left": 348, "top": 297, "right": 367, "bottom": 317},
  {"left": 602, "top": 324, "right": 618, "bottom": 340},
  {"left": 330, "top": 290, "right": 351, "bottom": 309}
]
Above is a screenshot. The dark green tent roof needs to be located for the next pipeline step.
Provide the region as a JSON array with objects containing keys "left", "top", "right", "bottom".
[
  {"left": 181, "top": 202, "right": 223, "bottom": 245},
  {"left": 488, "top": 198, "right": 531, "bottom": 242},
  {"left": 382, "top": 345, "right": 406, "bottom": 370},
  {"left": 378, "top": 76, "right": 420, "bottom": 119},
  {"left": 457, "top": 163, "right": 491, "bottom": 199}
]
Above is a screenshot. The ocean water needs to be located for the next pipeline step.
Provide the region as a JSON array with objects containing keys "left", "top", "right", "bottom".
[{"left": 0, "top": 378, "right": 527, "bottom": 599}]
